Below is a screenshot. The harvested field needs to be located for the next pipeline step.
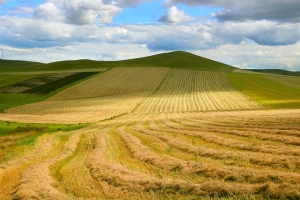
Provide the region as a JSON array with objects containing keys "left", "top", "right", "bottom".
[
  {"left": 0, "top": 109, "right": 299, "bottom": 199},
  {"left": 2, "top": 93, "right": 150, "bottom": 124},
  {"left": 1, "top": 65, "right": 300, "bottom": 199},
  {"left": 135, "top": 70, "right": 263, "bottom": 113},
  {"left": 47, "top": 67, "right": 170, "bottom": 101}
]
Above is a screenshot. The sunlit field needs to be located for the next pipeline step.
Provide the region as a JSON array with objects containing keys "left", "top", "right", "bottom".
[{"left": 0, "top": 52, "right": 299, "bottom": 199}]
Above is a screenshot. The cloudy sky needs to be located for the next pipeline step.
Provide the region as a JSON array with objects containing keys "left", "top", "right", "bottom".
[{"left": 1, "top": 0, "right": 300, "bottom": 70}]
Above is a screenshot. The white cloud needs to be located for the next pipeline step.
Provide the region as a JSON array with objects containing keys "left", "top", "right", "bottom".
[
  {"left": 34, "top": 0, "right": 122, "bottom": 25},
  {"left": 164, "top": 0, "right": 300, "bottom": 22},
  {"left": 159, "top": 6, "right": 194, "bottom": 24},
  {"left": 192, "top": 43, "right": 300, "bottom": 70},
  {"left": 0, "top": 45, "right": 32, "bottom": 53},
  {"left": 0, "top": 0, "right": 6, "bottom": 5},
  {"left": 34, "top": 2, "right": 63, "bottom": 22},
  {"left": 63, "top": 0, "right": 122, "bottom": 24},
  {"left": 102, "top": 0, "right": 153, "bottom": 7},
  {"left": 1, "top": 15, "right": 300, "bottom": 50}
]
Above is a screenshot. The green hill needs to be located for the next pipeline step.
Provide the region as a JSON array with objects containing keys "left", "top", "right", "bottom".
[
  {"left": 118, "top": 51, "right": 235, "bottom": 71},
  {"left": 0, "top": 51, "right": 235, "bottom": 72},
  {"left": 249, "top": 69, "right": 300, "bottom": 76},
  {"left": 0, "top": 59, "right": 44, "bottom": 72}
]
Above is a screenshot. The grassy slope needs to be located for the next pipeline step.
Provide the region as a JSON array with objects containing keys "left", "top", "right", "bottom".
[
  {"left": 119, "top": 51, "right": 235, "bottom": 71},
  {"left": 0, "top": 59, "right": 44, "bottom": 73},
  {"left": 0, "top": 74, "right": 39, "bottom": 88},
  {"left": 0, "top": 51, "right": 235, "bottom": 72},
  {"left": 0, "top": 72, "right": 101, "bottom": 112},
  {"left": 249, "top": 69, "right": 300, "bottom": 76},
  {"left": 226, "top": 73, "right": 300, "bottom": 108}
]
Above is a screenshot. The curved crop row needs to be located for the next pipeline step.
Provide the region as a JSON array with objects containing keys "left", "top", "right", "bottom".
[
  {"left": 4, "top": 93, "right": 149, "bottom": 123},
  {"left": 47, "top": 67, "right": 170, "bottom": 101},
  {"left": 1, "top": 109, "right": 300, "bottom": 199},
  {"left": 135, "top": 70, "right": 263, "bottom": 113}
]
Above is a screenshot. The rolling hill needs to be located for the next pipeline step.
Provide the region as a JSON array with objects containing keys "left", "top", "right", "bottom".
[
  {"left": 0, "top": 51, "right": 300, "bottom": 199},
  {"left": 0, "top": 51, "right": 235, "bottom": 72}
]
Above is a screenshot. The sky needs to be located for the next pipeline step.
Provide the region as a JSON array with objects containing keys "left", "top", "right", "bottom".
[{"left": 0, "top": 0, "right": 300, "bottom": 70}]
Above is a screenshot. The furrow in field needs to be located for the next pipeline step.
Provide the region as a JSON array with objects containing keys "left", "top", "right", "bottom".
[
  {"left": 134, "top": 70, "right": 263, "bottom": 114},
  {"left": 3, "top": 93, "right": 148, "bottom": 123},
  {"left": 85, "top": 122, "right": 289, "bottom": 199},
  {"left": 47, "top": 67, "right": 170, "bottom": 101},
  {"left": 145, "top": 117, "right": 300, "bottom": 171},
  {"left": 172, "top": 113, "right": 300, "bottom": 146},
  {"left": 160, "top": 114, "right": 300, "bottom": 156},
  {"left": 129, "top": 119, "right": 300, "bottom": 184},
  {"left": 181, "top": 111, "right": 300, "bottom": 136}
]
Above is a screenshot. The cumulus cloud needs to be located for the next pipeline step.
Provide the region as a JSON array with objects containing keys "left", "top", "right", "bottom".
[
  {"left": 1, "top": 15, "right": 299, "bottom": 50},
  {"left": 159, "top": 6, "right": 194, "bottom": 24},
  {"left": 102, "top": 0, "right": 153, "bottom": 7},
  {"left": 34, "top": 2, "right": 63, "bottom": 22},
  {"left": 63, "top": 0, "right": 122, "bottom": 24},
  {"left": 33, "top": 0, "right": 122, "bottom": 25},
  {"left": 164, "top": 0, "right": 300, "bottom": 22}
]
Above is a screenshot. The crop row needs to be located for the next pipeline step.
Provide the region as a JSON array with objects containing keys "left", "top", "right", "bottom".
[
  {"left": 1, "top": 109, "right": 300, "bottom": 199},
  {"left": 135, "top": 70, "right": 263, "bottom": 113},
  {"left": 47, "top": 67, "right": 170, "bottom": 101},
  {"left": 5, "top": 93, "right": 149, "bottom": 123}
]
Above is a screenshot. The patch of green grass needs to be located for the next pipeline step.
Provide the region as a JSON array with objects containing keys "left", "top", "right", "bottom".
[
  {"left": 0, "top": 121, "right": 88, "bottom": 136},
  {"left": 22, "top": 72, "right": 99, "bottom": 95},
  {"left": 0, "top": 121, "right": 87, "bottom": 163},
  {"left": 0, "top": 74, "right": 39, "bottom": 88},
  {"left": 0, "top": 71, "right": 101, "bottom": 111},
  {"left": 226, "top": 73, "right": 300, "bottom": 108},
  {"left": 0, "top": 93, "right": 46, "bottom": 112}
]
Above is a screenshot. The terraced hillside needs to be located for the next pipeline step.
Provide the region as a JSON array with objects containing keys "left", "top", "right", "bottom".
[{"left": 0, "top": 52, "right": 300, "bottom": 199}]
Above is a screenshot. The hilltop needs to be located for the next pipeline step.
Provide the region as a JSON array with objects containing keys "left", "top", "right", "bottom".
[
  {"left": 2, "top": 51, "right": 300, "bottom": 75},
  {"left": 0, "top": 51, "right": 234, "bottom": 73}
]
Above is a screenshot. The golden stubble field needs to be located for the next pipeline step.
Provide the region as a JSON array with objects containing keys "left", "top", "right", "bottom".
[{"left": 0, "top": 67, "right": 299, "bottom": 199}]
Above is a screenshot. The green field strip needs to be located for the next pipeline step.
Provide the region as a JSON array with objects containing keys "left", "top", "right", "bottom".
[
  {"left": 0, "top": 71, "right": 102, "bottom": 112},
  {"left": 0, "top": 74, "right": 39, "bottom": 88},
  {"left": 0, "top": 68, "right": 108, "bottom": 75},
  {"left": 226, "top": 73, "right": 300, "bottom": 108},
  {"left": 22, "top": 72, "right": 99, "bottom": 95}
]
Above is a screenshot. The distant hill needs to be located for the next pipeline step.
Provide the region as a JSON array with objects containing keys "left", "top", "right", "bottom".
[
  {"left": 249, "top": 69, "right": 300, "bottom": 76},
  {"left": 0, "top": 51, "right": 235, "bottom": 72},
  {"left": 2, "top": 52, "right": 299, "bottom": 75},
  {"left": 0, "top": 59, "right": 44, "bottom": 72},
  {"left": 118, "top": 51, "right": 235, "bottom": 71}
]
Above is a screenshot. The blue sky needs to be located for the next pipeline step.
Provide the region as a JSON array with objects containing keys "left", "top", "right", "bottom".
[{"left": 1, "top": 0, "right": 300, "bottom": 70}]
